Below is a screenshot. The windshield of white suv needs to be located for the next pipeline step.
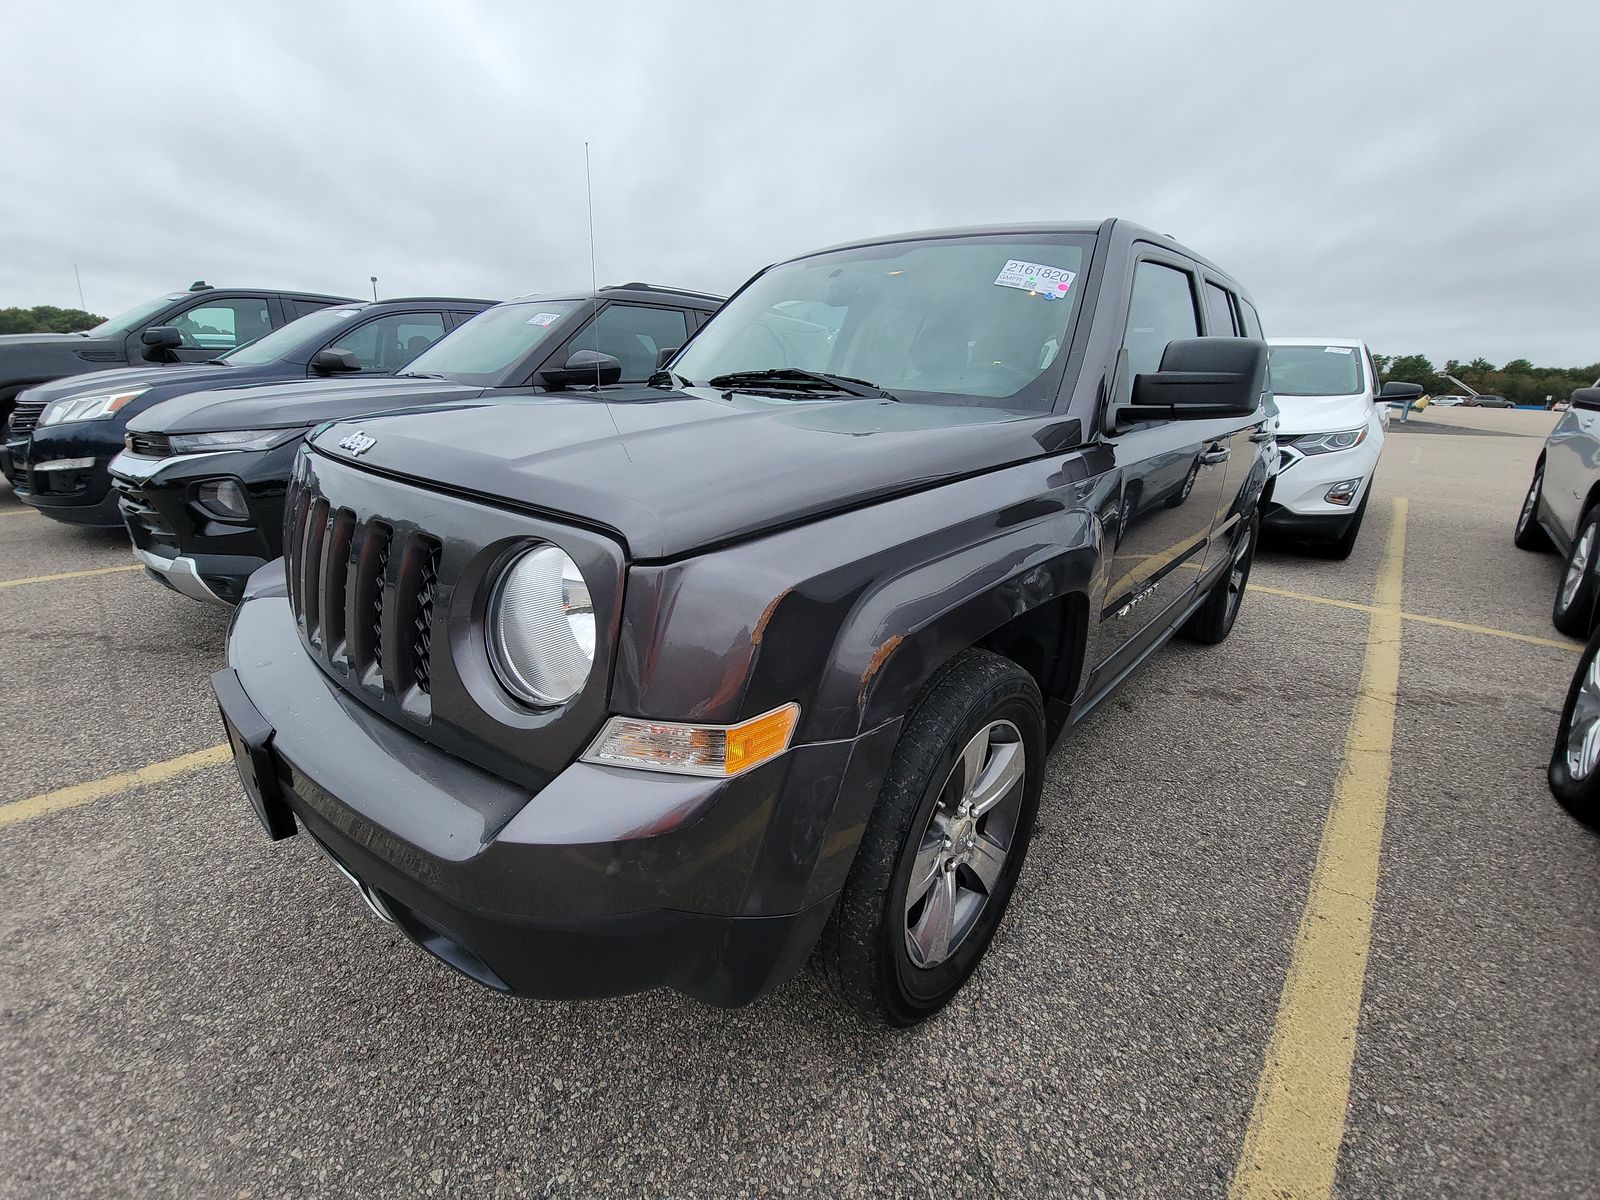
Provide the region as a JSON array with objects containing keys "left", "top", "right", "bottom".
[
  {"left": 222, "top": 306, "right": 365, "bottom": 366},
  {"left": 85, "top": 294, "right": 186, "bottom": 338},
  {"left": 672, "top": 236, "right": 1093, "bottom": 409},
  {"left": 1269, "top": 345, "right": 1364, "bottom": 396},
  {"left": 400, "top": 300, "right": 581, "bottom": 387}
]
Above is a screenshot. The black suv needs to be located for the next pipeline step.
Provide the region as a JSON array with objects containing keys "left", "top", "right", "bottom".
[
  {"left": 0, "top": 282, "right": 352, "bottom": 442},
  {"left": 12, "top": 297, "right": 493, "bottom": 530},
  {"left": 113, "top": 285, "right": 719, "bottom": 603},
  {"left": 213, "top": 221, "right": 1271, "bottom": 1025}
]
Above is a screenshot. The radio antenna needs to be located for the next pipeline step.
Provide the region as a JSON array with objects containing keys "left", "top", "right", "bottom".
[{"left": 584, "top": 142, "right": 604, "bottom": 390}]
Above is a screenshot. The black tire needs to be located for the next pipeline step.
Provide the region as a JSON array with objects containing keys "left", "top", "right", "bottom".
[
  {"left": 1552, "top": 507, "right": 1600, "bottom": 638},
  {"left": 817, "top": 649, "right": 1045, "bottom": 1026},
  {"left": 1548, "top": 624, "right": 1600, "bottom": 828},
  {"left": 1318, "top": 487, "right": 1370, "bottom": 561},
  {"left": 1514, "top": 462, "right": 1554, "bottom": 552},
  {"left": 1181, "top": 510, "right": 1259, "bottom": 645}
]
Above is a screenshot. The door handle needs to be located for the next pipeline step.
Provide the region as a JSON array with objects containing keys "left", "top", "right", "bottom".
[
  {"left": 1199, "top": 447, "right": 1230, "bottom": 465},
  {"left": 1249, "top": 430, "right": 1274, "bottom": 443}
]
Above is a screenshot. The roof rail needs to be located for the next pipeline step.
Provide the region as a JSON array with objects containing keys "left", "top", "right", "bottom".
[{"left": 603, "top": 281, "right": 723, "bottom": 302}]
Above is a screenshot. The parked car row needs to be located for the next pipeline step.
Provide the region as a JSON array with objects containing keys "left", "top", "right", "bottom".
[
  {"left": 2, "top": 219, "right": 1419, "bottom": 1025},
  {"left": 5, "top": 283, "right": 721, "bottom": 601}
]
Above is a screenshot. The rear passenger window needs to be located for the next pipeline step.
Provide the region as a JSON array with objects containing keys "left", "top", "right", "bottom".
[
  {"left": 1202, "top": 283, "right": 1239, "bottom": 336},
  {"left": 568, "top": 304, "right": 690, "bottom": 382},
  {"left": 328, "top": 312, "right": 448, "bottom": 373},
  {"left": 1124, "top": 262, "right": 1199, "bottom": 379},
  {"left": 1238, "top": 298, "right": 1264, "bottom": 340}
]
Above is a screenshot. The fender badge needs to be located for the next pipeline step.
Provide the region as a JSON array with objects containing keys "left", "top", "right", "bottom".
[{"left": 337, "top": 431, "right": 376, "bottom": 457}]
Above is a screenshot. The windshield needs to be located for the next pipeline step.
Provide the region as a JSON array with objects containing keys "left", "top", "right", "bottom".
[
  {"left": 401, "top": 300, "right": 581, "bottom": 387},
  {"left": 86, "top": 294, "right": 186, "bottom": 338},
  {"left": 672, "top": 235, "right": 1093, "bottom": 408},
  {"left": 1269, "top": 345, "right": 1365, "bottom": 396},
  {"left": 223, "top": 306, "right": 365, "bottom": 366}
]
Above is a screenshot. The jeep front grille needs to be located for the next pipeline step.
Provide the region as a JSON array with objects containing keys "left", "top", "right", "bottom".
[{"left": 285, "top": 480, "right": 439, "bottom": 712}]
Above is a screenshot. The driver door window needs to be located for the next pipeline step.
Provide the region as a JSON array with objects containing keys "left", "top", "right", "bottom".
[
  {"left": 169, "top": 299, "right": 273, "bottom": 351},
  {"left": 566, "top": 304, "right": 690, "bottom": 382},
  {"left": 327, "top": 312, "right": 448, "bottom": 373},
  {"left": 1124, "top": 262, "right": 1200, "bottom": 378}
]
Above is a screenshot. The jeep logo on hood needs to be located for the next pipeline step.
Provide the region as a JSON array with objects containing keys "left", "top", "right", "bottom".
[{"left": 337, "top": 430, "right": 376, "bottom": 457}]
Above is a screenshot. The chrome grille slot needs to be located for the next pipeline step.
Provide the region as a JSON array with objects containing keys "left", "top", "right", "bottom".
[
  {"left": 299, "top": 497, "right": 330, "bottom": 646},
  {"left": 322, "top": 508, "right": 356, "bottom": 668},
  {"left": 349, "top": 522, "right": 392, "bottom": 692},
  {"left": 411, "top": 541, "right": 441, "bottom": 696}
]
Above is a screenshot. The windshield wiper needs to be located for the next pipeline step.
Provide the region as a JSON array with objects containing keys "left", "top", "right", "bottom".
[
  {"left": 396, "top": 371, "right": 448, "bottom": 380},
  {"left": 205, "top": 358, "right": 230, "bottom": 365},
  {"left": 706, "top": 368, "right": 897, "bottom": 401}
]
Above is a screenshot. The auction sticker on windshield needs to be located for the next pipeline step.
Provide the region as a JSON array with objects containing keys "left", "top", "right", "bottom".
[
  {"left": 994, "top": 260, "right": 1076, "bottom": 299},
  {"left": 526, "top": 312, "right": 563, "bottom": 327}
]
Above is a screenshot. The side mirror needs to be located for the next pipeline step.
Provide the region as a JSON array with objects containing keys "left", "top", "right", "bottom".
[
  {"left": 1126, "top": 338, "right": 1267, "bottom": 421},
  {"left": 140, "top": 326, "right": 183, "bottom": 360},
  {"left": 542, "top": 349, "right": 623, "bottom": 389},
  {"left": 1379, "top": 381, "right": 1424, "bottom": 401},
  {"left": 1571, "top": 388, "right": 1600, "bottom": 412},
  {"left": 655, "top": 346, "right": 681, "bottom": 370},
  {"left": 311, "top": 347, "right": 363, "bottom": 375}
]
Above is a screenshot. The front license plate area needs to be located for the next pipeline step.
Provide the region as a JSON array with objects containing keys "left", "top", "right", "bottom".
[{"left": 211, "top": 668, "right": 297, "bottom": 841}]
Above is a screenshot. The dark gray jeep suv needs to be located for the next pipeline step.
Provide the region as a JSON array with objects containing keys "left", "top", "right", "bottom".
[{"left": 213, "top": 220, "right": 1273, "bottom": 1025}]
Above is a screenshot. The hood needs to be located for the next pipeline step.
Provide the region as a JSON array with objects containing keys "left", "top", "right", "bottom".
[
  {"left": 0, "top": 332, "right": 122, "bottom": 380},
  {"left": 0, "top": 332, "right": 99, "bottom": 348},
  {"left": 23, "top": 362, "right": 230, "bottom": 404},
  {"left": 128, "top": 375, "right": 485, "bottom": 434},
  {"left": 310, "top": 386, "right": 1075, "bottom": 559},
  {"left": 1274, "top": 393, "right": 1372, "bottom": 436}
]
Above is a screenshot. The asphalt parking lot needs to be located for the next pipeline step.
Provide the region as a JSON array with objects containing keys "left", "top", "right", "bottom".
[{"left": 2, "top": 407, "right": 1596, "bottom": 1199}]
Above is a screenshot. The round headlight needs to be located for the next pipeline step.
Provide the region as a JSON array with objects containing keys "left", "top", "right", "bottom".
[{"left": 488, "top": 544, "right": 595, "bottom": 706}]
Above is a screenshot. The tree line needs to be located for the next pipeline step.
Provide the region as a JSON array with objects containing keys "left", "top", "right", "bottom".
[
  {"left": 1374, "top": 353, "right": 1600, "bottom": 408},
  {"left": 0, "top": 306, "right": 105, "bottom": 335}
]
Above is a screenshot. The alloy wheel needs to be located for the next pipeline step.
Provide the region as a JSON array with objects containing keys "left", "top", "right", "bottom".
[
  {"left": 1561, "top": 526, "right": 1594, "bottom": 611},
  {"left": 1567, "top": 650, "right": 1600, "bottom": 780},
  {"left": 903, "top": 719, "right": 1027, "bottom": 968},
  {"left": 1225, "top": 528, "right": 1253, "bottom": 622},
  {"left": 1517, "top": 471, "right": 1540, "bottom": 536}
]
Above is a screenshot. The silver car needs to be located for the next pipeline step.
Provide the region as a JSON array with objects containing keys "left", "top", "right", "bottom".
[{"left": 1516, "top": 386, "right": 1600, "bottom": 635}]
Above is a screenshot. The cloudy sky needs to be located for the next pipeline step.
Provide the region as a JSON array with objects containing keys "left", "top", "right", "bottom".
[{"left": 5, "top": 1, "right": 1596, "bottom": 367}]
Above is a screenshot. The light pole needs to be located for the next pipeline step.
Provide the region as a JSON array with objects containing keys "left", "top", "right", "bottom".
[{"left": 370, "top": 276, "right": 378, "bottom": 301}]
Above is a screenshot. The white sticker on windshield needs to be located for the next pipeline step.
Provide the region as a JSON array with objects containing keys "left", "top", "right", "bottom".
[
  {"left": 526, "top": 312, "right": 562, "bottom": 327},
  {"left": 1323, "top": 346, "right": 1354, "bottom": 354},
  {"left": 994, "top": 260, "right": 1076, "bottom": 300}
]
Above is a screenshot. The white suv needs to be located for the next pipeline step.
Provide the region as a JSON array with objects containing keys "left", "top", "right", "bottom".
[{"left": 1262, "top": 337, "right": 1421, "bottom": 558}]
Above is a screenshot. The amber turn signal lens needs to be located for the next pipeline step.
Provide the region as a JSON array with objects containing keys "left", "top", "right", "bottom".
[{"left": 582, "top": 703, "right": 801, "bottom": 778}]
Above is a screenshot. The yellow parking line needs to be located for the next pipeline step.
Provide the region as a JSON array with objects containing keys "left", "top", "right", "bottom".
[
  {"left": 1249, "top": 584, "right": 1578, "bottom": 653},
  {"left": 1410, "top": 446, "right": 1421, "bottom": 465},
  {"left": 1230, "top": 498, "right": 1408, "bottom": 1199},
  {"left": 0, "top": 508, "right": 37, "bottom": 519},
  {"left": 0, "top": 744, "right": 231, "bottom": 830},
  {"left": 0, "top": 563, "right": 144, "bottom": 590}
]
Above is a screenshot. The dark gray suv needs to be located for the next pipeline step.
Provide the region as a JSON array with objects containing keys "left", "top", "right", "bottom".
[{"left": 213, "top": 220, "right": 1274, "bottom": 1025}]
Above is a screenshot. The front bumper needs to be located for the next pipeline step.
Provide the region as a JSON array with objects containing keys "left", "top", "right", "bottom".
[
  {"left": 1263, "top": 433, "right": 1381, "bottom": 531},
  {"left": 111, "top": 446, "right": 290, "bottom": 605},
  {"left": 214, "top": 582, "right": 894, "bottom": 1007},
  {"left": 14, "top": 426, "right": 123, "bottom": 526}
]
